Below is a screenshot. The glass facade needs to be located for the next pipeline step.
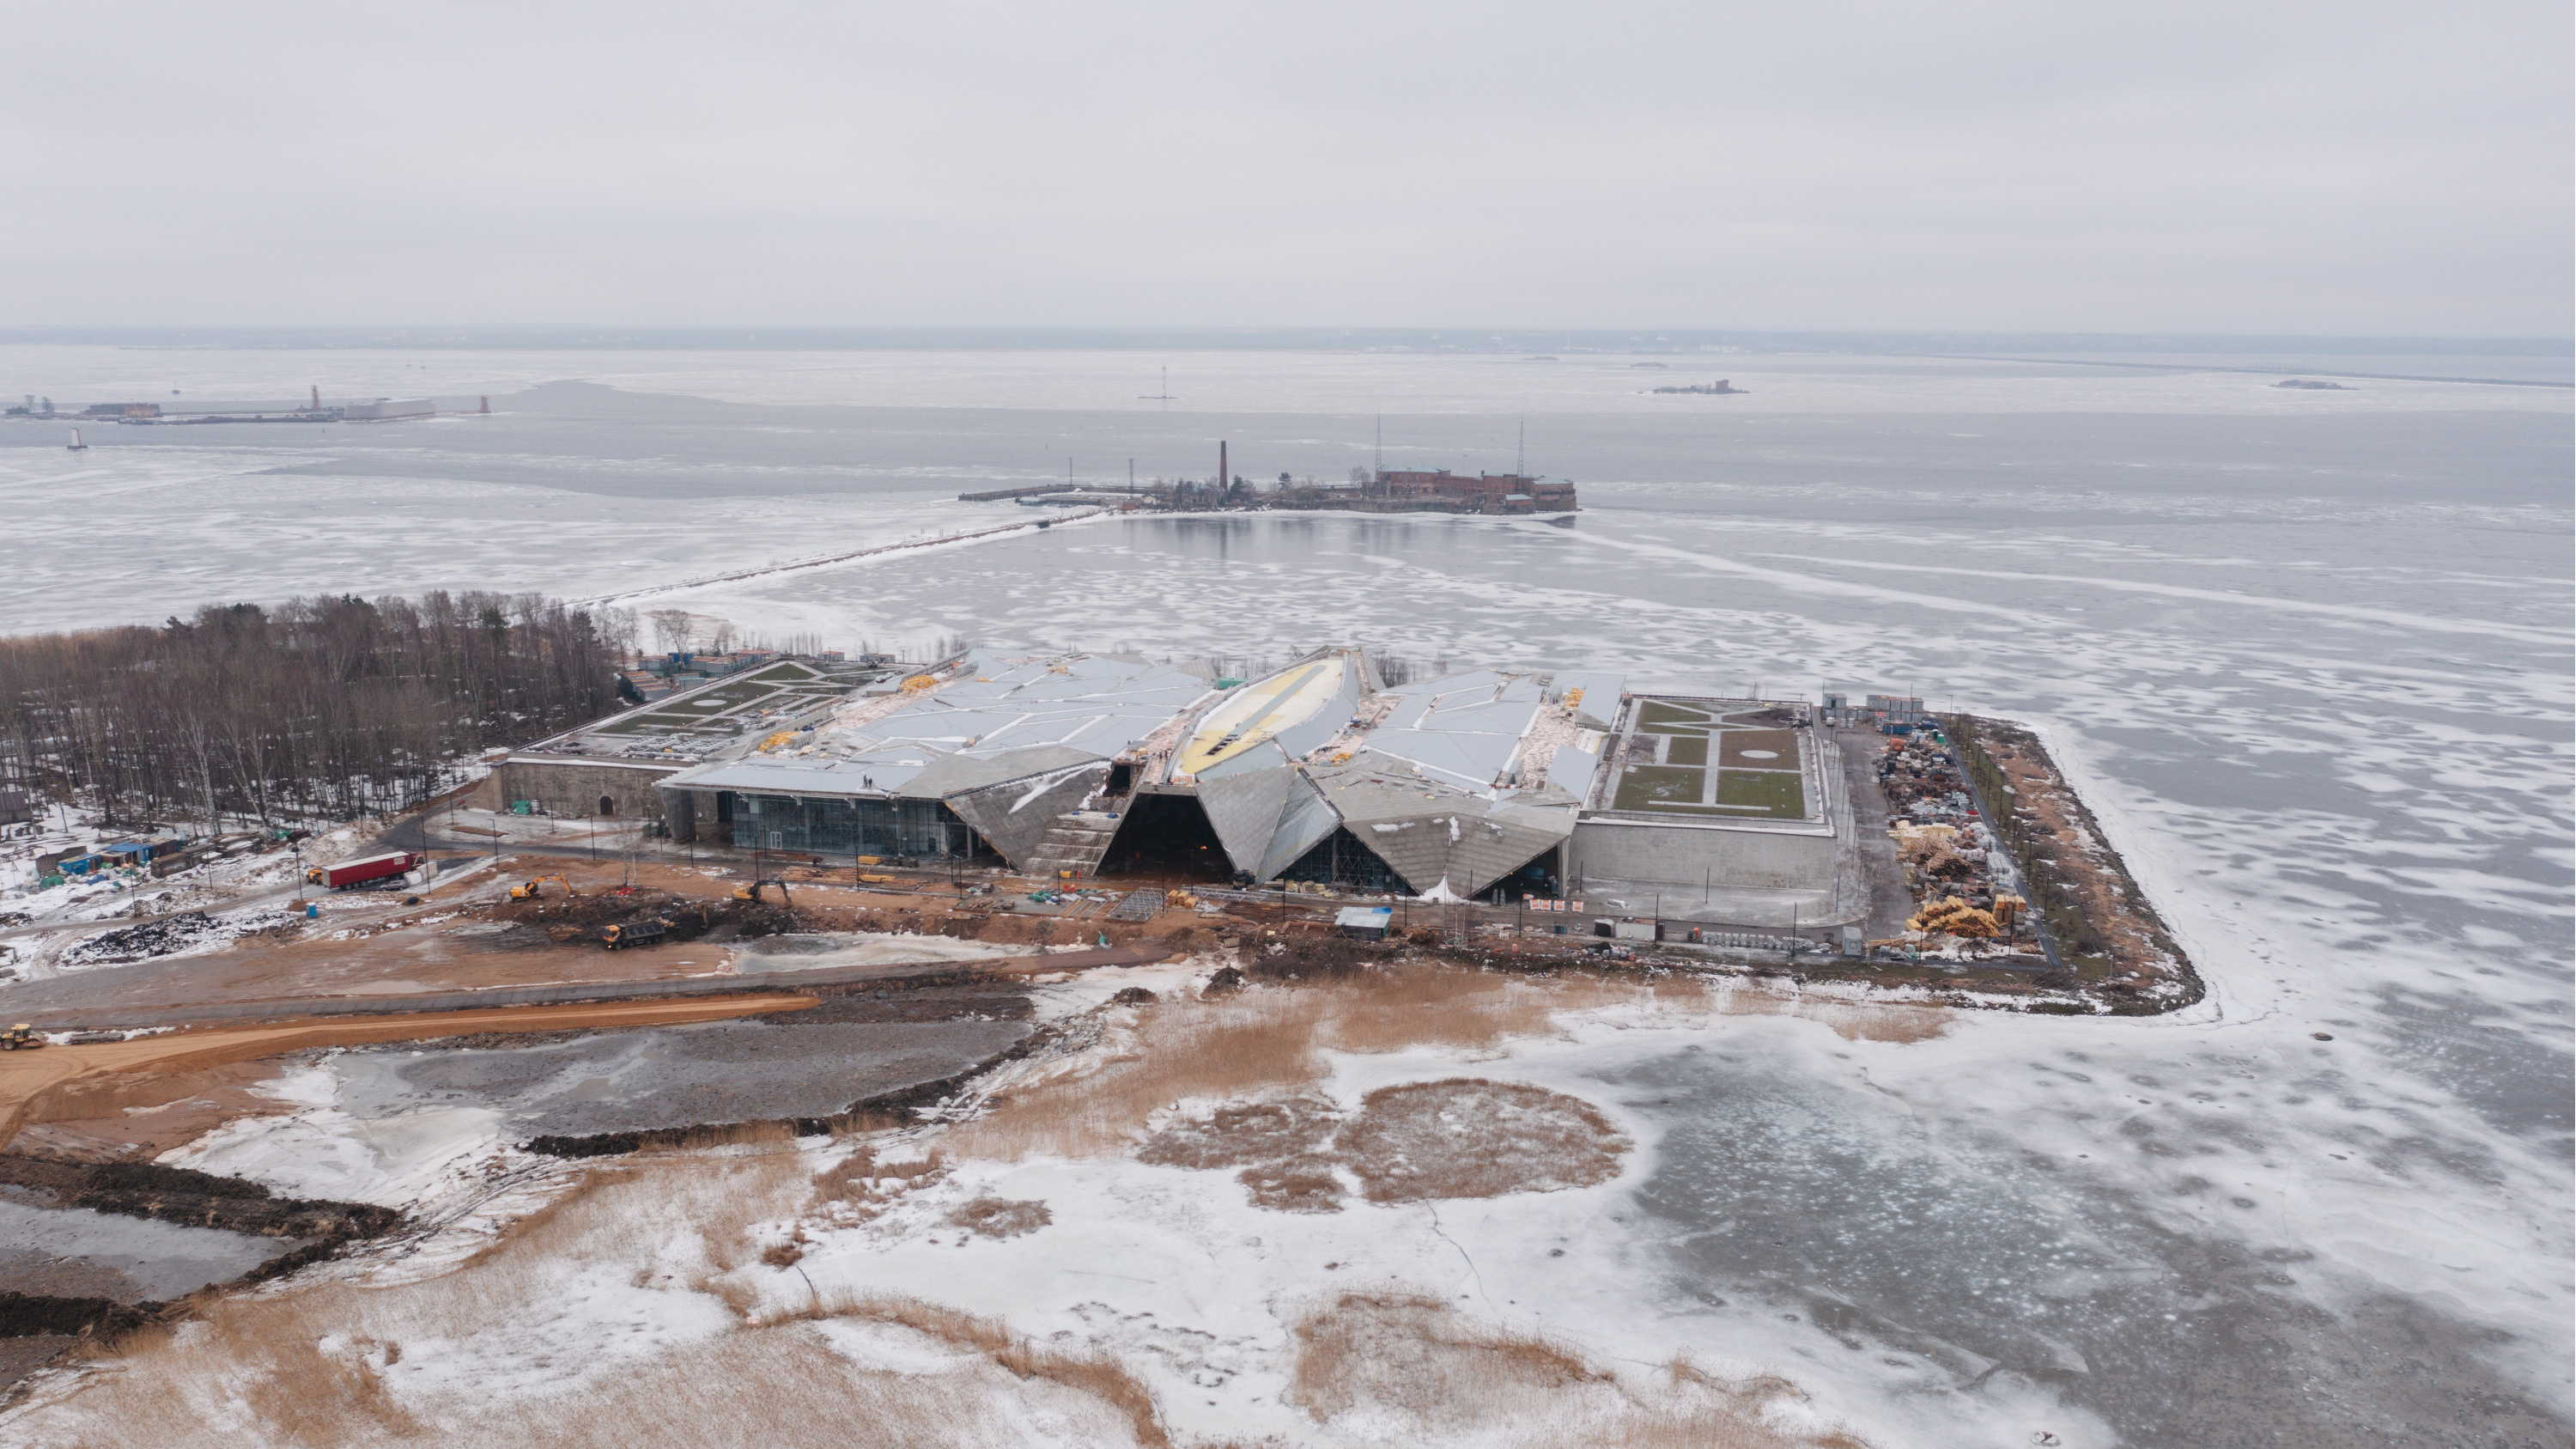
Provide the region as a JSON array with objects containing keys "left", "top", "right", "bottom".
[
  {"left": 720, "top": 792, "right": 964, "bottom": 857},
  {"left": 1280, "top": 827, "right": 1412, "bottom": 893}
]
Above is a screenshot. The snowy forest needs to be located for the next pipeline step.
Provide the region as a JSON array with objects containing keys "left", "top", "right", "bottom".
[{"left": 0, "top": 592, "right": 635, "bottom": 831}]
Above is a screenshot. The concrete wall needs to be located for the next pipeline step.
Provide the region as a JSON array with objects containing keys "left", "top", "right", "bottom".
[
  {"left": 659, "top": 787, "right": 701, "bottom": 843},
  {"left": 1569, "top": 819, "right": 1835, "bottom": 892},
  {"left": 474, "top": 758, "right": 677, "bottom": 820}
]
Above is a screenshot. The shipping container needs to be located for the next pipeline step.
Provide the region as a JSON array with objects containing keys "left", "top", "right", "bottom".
[{"left": 307, "top": 851, "right": 423, "bottom": 890}]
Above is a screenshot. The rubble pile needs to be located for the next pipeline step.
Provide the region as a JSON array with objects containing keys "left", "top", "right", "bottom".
[
  {"left": 1877, "top": 734, "right": 1975, "bottom": 819},
  {"left": 1878, "top": 734, "right": 2038, "bottom": 965},
  {"left": 60, "top": 909, "right": 270, "bottom": 966}
]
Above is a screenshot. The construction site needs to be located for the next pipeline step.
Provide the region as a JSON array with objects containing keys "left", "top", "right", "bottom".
[
  {"left": 390, "top": 642, "right": 2196, "bottom": 996},
  {"left": 0, "top": 639, "right": 2197, "bottom": 1425}
]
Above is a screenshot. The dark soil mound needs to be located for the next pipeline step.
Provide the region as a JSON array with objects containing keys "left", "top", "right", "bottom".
[{"left": 0, "top": 1156, "right": 401, "bottom": 1240}]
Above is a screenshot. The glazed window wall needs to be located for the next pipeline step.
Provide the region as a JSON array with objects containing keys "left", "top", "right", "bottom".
[
  {"left": 721, "top": 792, "right": 962, "bottom": 856},
  {"left": 1280, "top": 827, "right": 1412, "bottom": 894}
]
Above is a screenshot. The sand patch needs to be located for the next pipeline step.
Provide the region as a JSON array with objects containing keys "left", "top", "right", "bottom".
[{"left": 6, "top": 1061, "right": 292, "bottom": 1162}]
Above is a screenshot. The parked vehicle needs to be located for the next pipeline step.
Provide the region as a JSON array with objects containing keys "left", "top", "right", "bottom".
[{"left": 307, "top": 851, "right": 423, "bottom": 890}]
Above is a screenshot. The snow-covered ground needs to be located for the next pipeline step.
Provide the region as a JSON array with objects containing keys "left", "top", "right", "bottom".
[
  {"left": 6, "top": 962, "right": 2014, "bottom": 1446},
  {"left": 0, "top": 344, "right": 2561, "bottom": 1445}
]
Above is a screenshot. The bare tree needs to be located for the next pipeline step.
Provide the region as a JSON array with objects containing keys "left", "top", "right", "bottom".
[
  {"left": 648, "top": 609, "right": 691, "bottom": 655},
  {"left": 0, "top": 591, "right": 629, "bottom": 829}
]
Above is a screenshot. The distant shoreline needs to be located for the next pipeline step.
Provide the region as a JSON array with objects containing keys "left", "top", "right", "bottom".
[{"left": 1930, "top": 353, "right": 2573, "bottom": 389}]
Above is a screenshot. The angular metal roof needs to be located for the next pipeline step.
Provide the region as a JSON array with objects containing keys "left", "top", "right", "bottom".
[
  {"left": 1547, "top": 671, "right": 1626, "bottom": 730},
  {"left": 657, "top": 648, "right": 1636, "bottom": 901},
  {"left": 901, "top": 745, "right": 1104, "bottom": 800},
  {"left": 1547, "top": 738, "right": 1606, "bottom": 798},
  {"left": 1304, "top": 754, "right": 1575, "bottom": 897},
  {"left": 1194, "top": 764, "right": 1300, "bottom": 876},
  {"left": 847, "top": 653, "right": 1216, "bottom": 762},
  {"left": 946, "top": 762, "right": 1110, "bottom": 865},
  {"left": 1256, "top": 771, "right": 1344, "bottom": 880},
  {"left": 653, "top": 753, "right": 930, "bottom": 798}
]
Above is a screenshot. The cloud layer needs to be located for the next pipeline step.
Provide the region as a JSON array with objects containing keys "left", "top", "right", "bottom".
[{"left": 3, "top": 2, "right": 2566, "bottom": 332}]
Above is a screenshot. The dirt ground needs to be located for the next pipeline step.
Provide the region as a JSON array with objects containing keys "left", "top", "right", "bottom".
[
  {"left": 7, "top": 1060, "right": 294, "bottom": 1163},
  {"left": 5, "top": 853, "right": 1230, "bottom": 1025},
  {"left": 0, "top": 993, "right": 818, "bottom": 1153},
  {"left": 1953, "top": 717, "right": 2196, "bottom": 1004}
]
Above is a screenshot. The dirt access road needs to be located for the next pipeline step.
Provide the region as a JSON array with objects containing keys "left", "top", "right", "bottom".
[{"left": 0, "top": 992, "right": 818, "bottom": 1149}]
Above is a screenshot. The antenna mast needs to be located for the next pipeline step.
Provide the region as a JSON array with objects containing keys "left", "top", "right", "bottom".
[{"left": 1517, "top": 420, "right": 1525, "bottom": 479}]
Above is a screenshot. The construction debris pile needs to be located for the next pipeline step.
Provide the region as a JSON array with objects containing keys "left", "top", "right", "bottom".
[
  {"left": 1876, "top": 733, "right": 1975, "bottom": 819},
  {"left": 494, "top": 889, "right": 797, "bottom": 948},
  {"left": 1879, "top": 732, "right": 2036, "bottom": 964}
]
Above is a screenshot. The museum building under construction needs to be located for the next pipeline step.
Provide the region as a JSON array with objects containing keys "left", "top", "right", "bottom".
[{"left": 644, "top": 648, "right": 1852, "bottom": 921}]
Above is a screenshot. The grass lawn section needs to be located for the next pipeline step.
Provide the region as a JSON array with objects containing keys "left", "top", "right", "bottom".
[
  {"left": 1715, "top": 769, "right": 1806, "bottom": 817},
  {"left": 1613, "top": 765, "right": 1707, "bottom": 810},
  {"left": 1637, "top": 701, "right": 1717, "bottom": 729},
  {"left": 1718, "top": 728, "right": 1801, "bottom": 768},
  {"left": 1663, "top": 734, "right": 1710, "bottom": 766}
]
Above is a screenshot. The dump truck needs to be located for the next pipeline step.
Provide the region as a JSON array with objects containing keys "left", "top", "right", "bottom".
[
  {"left": 1, "top": 1024, "right": 42, "bottom": 1051},
  {"left": 307, "top": 851, "right": 423, "bottom": 891},
  {"left": 600, "top": 917, "right": 668, "bottom": 950},
  {"left": 508, "top": 874, "right": 574, "bottom": 901}
]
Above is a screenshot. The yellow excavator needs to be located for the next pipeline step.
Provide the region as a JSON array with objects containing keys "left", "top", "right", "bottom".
[
  {"left": 509, "top": 874, "right": 574, "bottom": 901},
  {"left": 732, "top": 877, "right": 792, "bottom": 905}
]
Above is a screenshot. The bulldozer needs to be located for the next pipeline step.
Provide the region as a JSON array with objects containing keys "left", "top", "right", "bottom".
[
  {"left": 732, "top": 878, "right": 792, "bottom": 905},
  {"left": 509, "top": 874, "right": 574, "bottom": 901},
  {"left": 2, "top": 1023, "right": 43, "bottom": 1051}
]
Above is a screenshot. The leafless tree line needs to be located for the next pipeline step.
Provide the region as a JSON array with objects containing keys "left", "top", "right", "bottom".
[
  {"left": 0, "top": 592, "right": 635, "bottom": 832},
  {"left": 641, "top": 609, "right": 878, "bottom": 662}
]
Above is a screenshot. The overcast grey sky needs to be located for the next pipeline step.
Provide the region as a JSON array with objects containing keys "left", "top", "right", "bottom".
[{"left": 3, "top": 3, "right": 2566, "bottom": 335}]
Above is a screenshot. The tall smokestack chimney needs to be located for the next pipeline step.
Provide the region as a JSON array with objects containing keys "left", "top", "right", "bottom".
[
  {"left": 479, "top": 395, "right": 489, "bottom": 414},
  {"left": 1218, "top": 440, "right": 1228, "bottom": 490},
  {"left": 310, "top": 385, "right": 320, "bottom": 411}
]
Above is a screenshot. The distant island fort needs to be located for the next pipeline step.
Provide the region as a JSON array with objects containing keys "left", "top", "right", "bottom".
[{"left": 961, "top": 447, "right": 1578, "bottom": 517}]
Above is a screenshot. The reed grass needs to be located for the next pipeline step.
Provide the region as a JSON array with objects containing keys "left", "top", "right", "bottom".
[{"left": 1291, "top": 1292, "right": 1869, "bottom": 1448}]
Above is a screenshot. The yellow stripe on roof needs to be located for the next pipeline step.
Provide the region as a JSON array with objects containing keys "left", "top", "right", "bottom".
[{"left": 1178, "top": 658, "right": 1345, "bottom": 774}]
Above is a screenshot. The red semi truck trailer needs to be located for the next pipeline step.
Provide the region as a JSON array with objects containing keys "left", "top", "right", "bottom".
[{"left": 307, "top": 851, "right": 423, "bottom": 890}]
